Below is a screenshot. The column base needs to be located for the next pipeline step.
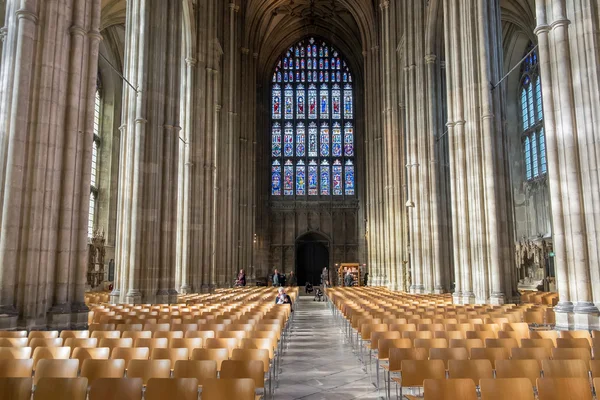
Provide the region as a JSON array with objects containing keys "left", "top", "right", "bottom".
[
  {"left": 179, "top": 285, "right": 192, "bottom": 294},
  {"left": 460, "top": 292, "right": 475, "bottom": 304},
  {"left": 155, "top": 290, "right": 171, "bottom": 305},
  {"left": 411, "top": 285, "right": 425, "bottom": 294},
  {"left": 433, "top": 286, "right": 444, "bottom": 294},
  {"left": 452, "top": 292, "right": 461, "bottom": 304},
  {"left": 573, "top": 302, "right": 600, "bottom": 330},
  {"left": 0, "top": 305, "right": 18, "bottom": 330},
  {"left": 489, "top": 292, "right": 506, "bottom": 305},
  {"left": 125, "top": 290, "right": 142, "bottom": 305},
  {"left": 200, "top": 284, "right": 210, "bottom": 293},
  {"left": 110, "top": 289, "right": 121, "bottom": 304},
  {"left": 47, "top": 303, "right": 89, "bottom": 330}
]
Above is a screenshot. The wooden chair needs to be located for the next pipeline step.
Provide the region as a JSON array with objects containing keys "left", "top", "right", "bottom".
[
  {"left": 205, "top": 338, "right": 239, "bottom": 357},
  {"left": 34, "top": 359, "right": 79, "bottom": 385},
  {"left": 511, "top": 347, "right": 552, "bottom": 368},
  {"left": 536, "top": 377, "right": 592, "bottom": 400},
  {"left": 191, "top": 348, "right": 230, "bottom": 372},
  {"left": 184, "top": 330, "right": 215, "bottom": 340},
  {"left": 0, "top": 331, "right": 27, "bottom": 339},
  {"left": 448, "top": 360, "right": 493, "bottom": 384},
  {"left": 91, "top": 331, "right": 121, "bottom": 340},
  {"left": 99, "top": 338, "right": 133, "bottom": 356},
  {"left": 396, "top": 360, "right": 446, "bottom": 398},
  {"left": 0, "top": 359, "right": 33, "bottom": 378},
  {"left": 169, "top": 338, "right": 202, "bottom": 354},
  {"left": 551, "top": 347, "right": 592, "bottom": 362},
  {"left": 28, "top": 338, "right": 63, "bottom": 352},
  {"left": 559, "top": 331, "right": 592, "bottom": 346},
  {"left": 143, "top": 324, "right": 171, "bottom": 333},
  {"left": 33, "top": 377, "right": 88, "bottom": 400},
  {"left": 0, "top": 377, "right": 32, "bottom": 400},
  {"left": 495, "top": 359, "right": 541, "bottom": 386},
  {"left": 28, "top": 331, "right": 59, "bottom": 340},
  {"left": 81, "top": 359, "right": 126, "bottom": 385},
  {"left": 71, "top": 347, "right": 110, "bottom": 367},
  {"left": 541, "top": 359, "right": 589, "bottom": 378},
  {"left": 60, "top": 331, "right": 90, "bottom": 340},
  {"left": 89, "top": 324, "right": 116, "bottom": 333},
  {"left": 134, "top": 338, "right": 168, "bottom": 352},
  {"left": 111, "top": 347, "right": 150, "bottom": 366},
  {"left": 116, "top": 324, "right": 143, "bottom": 333},
  {"left": 0, "top": 347, "right": 31, "bottom": 360},
  {"left": 173, "top": 360, "right": 217, "bottom": 386},
  {"left": 484, "top": 338, "right": 518, "bottom": 350},
  {"left": 479, "top": 377, "right": 534, "bottom": 400},
  {"left": 590, "top": 360, "right": 600, "bottom": 378},
  {"left": 64, "top": 338, "right": 98, "bottom": 353},
  {"left": 423, "top": 378, "right": 477, "bottom": 400},
  {"left": 153, "top": 331, "right": 184, "bottom": 340},
  {"left": 0, "top": 338, "right": 28, "bottom": 347},
  {"left": 89, "top": 377, "right": 143, "bottom": 400},
  {"left": 32, "top": 346, "right": 71, "bottom": 370},
  {"left": 126, "top": 359, "right": 171, "bottom": 385},
  {"left": 202, "top": 378, "right": 255, "bottom": 400},
  {"left": 121, "top": 331, "right": 152, "bottom": 342},
  {"left": 220, "top": 360, "right": 266, "bottom": 399},
  {"left": 556, "top": 338, "right": 591, "bottom": 349},
  {"left": 530, "top": 330, "right": 559, "bottom": 346},
  {"left": 414, "top": 338, "right": 448, "bottom": 350},
  {"left": 448, "top": 339, "right": 483, "bottom": 355},
  {"left": 521, "top": 338, "right": 555, "bottom": 349},
  {"left": 145, "top": 378, "right": 198, "bottom": 400},
  {"left": 150, "top": 348, "right": 189, "bottom": 369},
  {"left": 429, "top": 348, "right": 469, "bottom": 369}
]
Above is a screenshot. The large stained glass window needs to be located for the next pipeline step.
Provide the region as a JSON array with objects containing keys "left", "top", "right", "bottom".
[
  {"left": 89, "top": 82, "right": 101, "bottom": 238},
  {"left": 271, "top": 37, "right": 355, "bottom": 198},
  {"left": 520, "top": 45, "right": 546, "bottom": 181}
]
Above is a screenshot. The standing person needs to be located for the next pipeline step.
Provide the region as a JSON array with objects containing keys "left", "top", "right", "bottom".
[
  {"left": 272, "top": 268, "right": 281, "bottom": 287},
  {"left": 320, "top": 267, "right": 328, "bottom": 287},
  {"left": 344, "top": 270, "right": 354, "bottom": 287},
  {"left": 288, "top": 271, "right": 297, "bottom": 287},
  {"left": 363, "top": 272, "right": 369, "bottom": 287},
  {"left": 236, "top": 269, "right": 246, "bottom": 287}
]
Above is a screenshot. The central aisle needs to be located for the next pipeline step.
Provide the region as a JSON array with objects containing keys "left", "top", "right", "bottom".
[{"left": 276, "top": 296, "right": 380, "bottom": 399}]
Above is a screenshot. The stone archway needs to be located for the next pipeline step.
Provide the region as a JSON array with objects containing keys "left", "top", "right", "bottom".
[{"left": 296, "top": 232, "right": 330, "bottom": 287}]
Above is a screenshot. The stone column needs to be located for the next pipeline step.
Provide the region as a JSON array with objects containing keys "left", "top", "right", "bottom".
[
  {"left": 113, "top": 0, "right": 183, "bottom": 304},
  {"left": 0, "top": 0, "right": 100, "bottom": 328},
  {"left": 442, "top": 0, "right": 514, "bottom": 304},
  {"left": 534, "top": 0, "right": 600, "bottom": 329}
]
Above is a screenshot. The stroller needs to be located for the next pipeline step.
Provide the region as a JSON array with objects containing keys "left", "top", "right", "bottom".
[
  {"left": 313, "top": 287, "right": 324, "bottom": 302},
  {"left": 305, "top": 282, "right": 314, "bottom": 294}
]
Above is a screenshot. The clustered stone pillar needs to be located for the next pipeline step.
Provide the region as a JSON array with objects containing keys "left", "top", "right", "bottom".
[
  {"left": 442, "top": 0, "right": 515, "bottom": 304},
  {"left": 112, "top": 0, "right": 182, "bottom": 304},
  {"left": 534, "top": 0, "right": 600, "bottom": 329},
  {"left": 0, "top": 0, "right": 101, "bottom": 328}
]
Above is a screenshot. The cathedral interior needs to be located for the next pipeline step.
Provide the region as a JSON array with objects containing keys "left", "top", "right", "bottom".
[{"left": 0, "top": 0, "right": 598, "bottom": 334}]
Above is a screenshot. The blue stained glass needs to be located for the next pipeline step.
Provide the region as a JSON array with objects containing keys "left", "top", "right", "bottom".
[
  {"left": 277, "top": 72, "right": 282, "bottom": 82},
  {"left": 284, "top": 58, "right": 288, "bottom": 69},
  {"left": 524, "top": 137, "right": 532, "bottom": 180},
  {"left": 301, "top": 46, "right": 305, "bottom": 57},
  {"left": 312, "top": 45, "right": 317, "bottom": 56},
  {"left": 319, "top": 47, "right": 323, "bottom": 57},
  {"left": 336, "top": 71, "right": 341, "bottom": 82},
  {"left": 272, "top": 84, "right": 281, "bottom": 119},
  {"left": 284, "top": 84, "right": 293, "bottom": 119},
  {"left": 333, "top": 160, "right": 342, "bottom": 195},
  {"left": 521, "top": 88, "right": 529, "bottom": 130},
  {"left": 308, "top": 160, "right": 318, "bottom": 195},
  {"left": 272, "top": 160, "right": 281, "bottom": 196},
  {"left": 308, "top": 122, "right": 318, "bottom": 157},
  {"left": 331, "top": 58, "right": 335, "bottom": 68},
  {"left": 284, "top": 160, "right": 294, "bottom": 195},
  {"left": 301, "top": 59, "right": 305, "bottom": 69},
  {"left": 343, "top": 72, "right": 348, "bottom": 82},
  {"left": 332, "top": 85, "right": 341, "bottom": 119},
  {"left": 289, "top": 71, "right": 294, "bottom": 82},
  {"left": 308, "top": 85, "right": 317, "bottom": 120},
  {"left": 528, "top": 83, "right": 535, "bottom": 127},
  {"left": 272, "top": 123, "right": 282, "bottom": 157},
  {"left": 324, "top": 59, "right": 329, "bottom": 69},
  {"left": 540, "top": 128, "right": 547, "bottom": 174},
  {"left": 296, "top": 160, "right": 306, "bottom": 195},
  {"left": 272, "top": 73, "right": 276, "bottom": 82},
  {"left": 295, "top": 47, "right": 300, "bottom": 57},
  {"left": 532, "top": 132, "right": 539, "bottom": 177},
  {"left": 344, "top": 85, "right": 353, "bottom": 119},
  {"left": 320, "top": 160, "right": 330, "bottom": 195},
  {"left": 332, "top": 123, "right": 342, "bottom": 157},
  {"left": 319, "top": 59, "right": 324, "bottom": 69},
  {"left": 296, "top": 72, "right": 300, "bottom": 81},
  {"left": 344, "top": 123, "right": 354, "bottom": 156},
  {"left": 336, "top": 58, "right": 341, "bottom": 69},
  {"left": 324, "top": 72, "right": 329, "bottom": 82},
  {"left": 348, "top": 74, "right": 352, "bottom": 82},
  {"left": 308, "top": 59, "right": 312, "bottom": 70},
  {"left": 535, "top": 77, "right": 543, "bottom": 122},
  {"left": 296, "top": 123, "right": 306, "bottom": 157},
  {"left": 320, "top": 85, "right": 329, "bottom": 118},
  {"left": 296, "top": 84, "right": 305, "bottom": 119},
  {"left": 284, "top": 72, "right": 288, "bottom": 82},
  {"left": 284, "top": 123, "right": 294, "bottom": 157},
  {"left": 319, "top": 71, "right": 324, "bottom": 82},
  {"left": 344, "top": 160, "right": 355, "bottom": 195},
  {"left": 301, "top": 71, "right": 305, "bottom": 82},
  {"left": 313, "top": 71, "right": 317, "bottom": 82},
  {"left": 320, "top": 124, "right": 330, "bottom": 157},
  {"left": 296, "top": 58, "right": 300, "bottom": 69},
  {"left": 307, "top": 45, "right": 311, "bottom": 57},
  {"left": 324, "top": 46, "right": 329, "bottom": 57}
]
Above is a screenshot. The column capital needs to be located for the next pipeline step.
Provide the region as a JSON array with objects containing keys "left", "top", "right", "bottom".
[
  {"left": 379, "top": 1, "right": 390, "bottom": 10},
  {"left": 186, "top": 57, "right": 197, "bottom": 67},
  {"left": 69, "top": 25, "right": 87, "bottom": 37},
  {"left": 241, "top": 47, "right": 250, "bottom": 55},
  {"left": 229, "top": 2, "right": 240, "bottom": 12},
  {"left": 424, "top": 54, "right": 437, "bottom": 64},
  {"left": 0, "top": 27, "right": 7, "bottom": 42},
  {"left": 15, "top": 9, "right": 38, "bottom": 24},
  {"left": 550, "top": 18, "right": 571, "bottom": 30},
  {"left": 88, "top": 29, "right": 103, "bottom": 41},
  {"left": 534, "top": 24, "right": 551, "bottom": 35}
]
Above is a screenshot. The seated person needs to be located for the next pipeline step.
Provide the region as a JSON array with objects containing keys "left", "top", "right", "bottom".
[{"left": 275, "top": 287, "right": 293, "bottom": 307}]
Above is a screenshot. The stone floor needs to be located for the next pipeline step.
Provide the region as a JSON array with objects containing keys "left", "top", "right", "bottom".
[{"left": 276, "top": 296, "right": 381, "bottom": 399}]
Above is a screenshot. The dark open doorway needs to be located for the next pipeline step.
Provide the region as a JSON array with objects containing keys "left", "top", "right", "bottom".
[{"left": 296, "top": 232, "right": 329, "bottom": 287}]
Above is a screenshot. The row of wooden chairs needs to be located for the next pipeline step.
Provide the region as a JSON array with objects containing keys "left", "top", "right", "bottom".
[
  {"left": 0, "top": 377, "right": 257, "bottom": 400},
  {"left": 423, "top": 377, "right": 593, "bottom": 400}
]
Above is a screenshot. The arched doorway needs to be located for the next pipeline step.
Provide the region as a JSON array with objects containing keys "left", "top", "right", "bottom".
[{"left": 296, "top": 232, "right": 329, "bottom": 287}]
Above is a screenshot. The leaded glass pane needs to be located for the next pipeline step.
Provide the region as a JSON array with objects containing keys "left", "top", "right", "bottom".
[
  {"left": 296, "top": 84, "right": 305, "bottom": 119},
  {"left": 320, "top": 124, "right": 330, "bottom": 157},
  {"left": 332, "top": 123, "right": 342, "bottom": 157},
  {"left": 344, "top": 84, "right": 353, "bottom": 119},
  {"left": 319, "top": 84, "right": 329, "bottom": 118},
  {"left": 272, "top": 123, "right": 282, "bottom": 157},
  {"left": 272, "top": 160, "right": 282, "bottom": 195},
  {"left": 284, "top": 160, "right": 294, "bottom": 195},
  {"left": 308, "top": 160, "right": 318, "bottom": 195},
  {"left": 540, "top": 128, "right": 547, "bottom": 174},
  {"left": 332, "top": 85, "right": 341, "bottom": 119},
  {"left": 320, "top": 160, "right": 330, "bottom": 195},
  {"left": 344, "top": 123, "right": 354, "bottom": 157},
  {"left": 284, "top": 84, "right": 293, "bottom": 119},
  {"left": 296, "top": 123, "right": 306, "bottom": 157},
  {"left": 521, "top": 88, "right": 529, "bottom": 130},
  {"left": 284, "top": 123, "right": 294, "bottom": 157},
  {"left": 88, "top": 192, "right": 96, "bottom": 238},
  {"left": 345, "top": 160, "right": 355, "bottom": 195},
  {"left": 524, "top": 137, "right": 532, "bottom": 180},
  {"left": 296, "top": 160, "right": 305, "bottom": 195},
  {"left": 532, "top": 132, "right": 539, "bottom": 178},
  {"left": 91, "top": 140, "right": 98, "bottom": 188},
  {"left": 333, "top": 160, "right": 343, "bottom": 196},
  {"left": 308, "top": 85, "right": 318, "bottom": 120},
  {"left": 308, "top": 122, "right": 318, "bottom": 157},
  {"left": 535, "top": 77, "right": 543, "bottom": 123}
]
